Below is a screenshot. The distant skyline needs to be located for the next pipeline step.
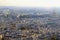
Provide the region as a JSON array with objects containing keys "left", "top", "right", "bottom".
[{"left": 0, "top": 0, "right": 60, "bottom": 8}]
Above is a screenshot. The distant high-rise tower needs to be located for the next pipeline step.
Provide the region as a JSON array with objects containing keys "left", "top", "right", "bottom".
[{"left": 52, "top": 9, "right": 58, "bottom": 18}]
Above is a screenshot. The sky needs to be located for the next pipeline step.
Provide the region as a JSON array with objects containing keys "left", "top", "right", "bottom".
[{"left": 0, "top": 0, "right": 60, "bottom": 7}]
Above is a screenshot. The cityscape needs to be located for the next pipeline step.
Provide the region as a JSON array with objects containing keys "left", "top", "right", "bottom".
[{"left": 0, "top": 7, "right": 60, "bottom": 40}]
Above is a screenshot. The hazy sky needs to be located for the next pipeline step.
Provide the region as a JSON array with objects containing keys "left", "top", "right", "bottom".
[{"left": 0, "top": 0, "right": 60, "bottom": 7}]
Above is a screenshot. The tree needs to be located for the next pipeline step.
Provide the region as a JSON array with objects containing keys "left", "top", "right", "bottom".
[{"left": 51, "top": 33, "right": 56, "bottom": 40}]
